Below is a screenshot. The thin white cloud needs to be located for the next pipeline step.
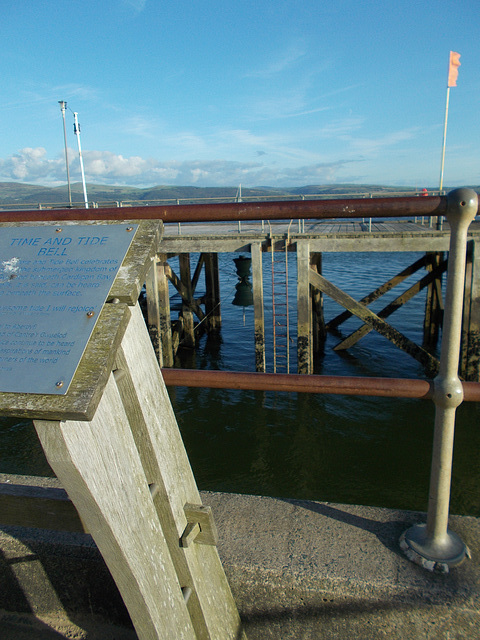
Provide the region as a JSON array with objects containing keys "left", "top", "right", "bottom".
[
  {"left": 250, "top": 93, "right": 325, "bottom": 120},
  {"left": 246, "top": 41, "right": 307, "bottom": 78},
  {"left": 0, "top": 84, "right": 99, "bottom": 111},
  {"left": 342, "top": 128, "right": 419, "bottom": 156},
  {"left": 317, "top": 117, "right": 365, "bottom": 137},
  {"left": 123, "top": 0, "right": 147, "bottom": 13},
  {"left": 121, "top": 115, "right": 159, "bottom": 138},
  {"left": 279, "top": 106, "right": 332, "bottom": 119}
]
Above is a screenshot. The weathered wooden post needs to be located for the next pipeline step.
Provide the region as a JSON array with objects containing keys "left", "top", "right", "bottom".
[
  {"left": 179, "top": 254, "right": 196, "bottom": 348},
  {"left": 204, "top": 252, "right": 221, "bottom": 332},
  {"left": 251, "top": 242, "right": 266, "bottom": 372},
  {"left": 0, "top": 220, "right": 245, "bottom": 639},
  {"left": 297, "top": 240, "right": 312, "bottom": 374},
  {"left": 310, "top": 252, "right": 325, "bottom": 356},
  {"left": 423, "top": 252, "right": 444, "bottom": 349},
  {"left": 155, "top": 252, "right": 174, "bottom": 367},
  {"left": 461, "top": 239, "right": 480, "bottom": 380},
  {"left": 145, "top": 251, "right": 162, "bottom": 365}
]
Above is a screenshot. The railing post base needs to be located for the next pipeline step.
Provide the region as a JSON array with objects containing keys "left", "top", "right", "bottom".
[{"left": 400, "top": 523, "right": 470, "bottom": 573}]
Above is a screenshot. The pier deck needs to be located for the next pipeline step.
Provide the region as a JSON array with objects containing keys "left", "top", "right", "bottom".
[{"left": 160, "top": 219, "right": 480, "bottom": 253}]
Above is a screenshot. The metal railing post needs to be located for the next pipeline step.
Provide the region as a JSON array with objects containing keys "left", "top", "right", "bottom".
[{"left": 400, "top": 188, "right": 478, "bottom": 571}]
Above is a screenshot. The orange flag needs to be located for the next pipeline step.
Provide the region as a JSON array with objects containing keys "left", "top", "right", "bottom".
[{"left": 448, "top": 51, "right": 461, "bottom": 87}]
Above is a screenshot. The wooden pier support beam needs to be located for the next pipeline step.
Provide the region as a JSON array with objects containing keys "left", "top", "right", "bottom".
[
  {"left": 179, "top": 254, "right": 195, "bottom": 348},
  {"left": 297, "top": 241, "right": 312, "bottom": 374},
  {"left": 309, "top": 269, "right": 440, "bottom": 376},
  {"left": 152, "top": 253, "right": 174, "bottom": 367},
  {"left": 145, "top": 255, "right": 162, "bottom": 365},
  {"left": 204, "top": 253, "right": 221, "bottom": 332},
  {"left": 334, "top": 257, "right": 447, "bottom": 352},
  {"left": 327, "top": 255, "right": 428, "bottom": 332},
  {"left": 423, "top": 252, "right": 444, "bottom": 349},
  {"left": 251, "top": 243, "right": 266, "bottom": 372},
  {"left": 310, "top": 252, "right": 325, "bottom": 356},
  {"left": 461, "top": 239, "right": 480, "bottom": 380}
]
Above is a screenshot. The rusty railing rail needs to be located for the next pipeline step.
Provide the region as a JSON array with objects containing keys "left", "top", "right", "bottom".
[
  {"left": 161, "top": 368, "right": 480, "bottom": 401},
  {"left": 0, "top": 193, "right": 462, "bottom": 224}
]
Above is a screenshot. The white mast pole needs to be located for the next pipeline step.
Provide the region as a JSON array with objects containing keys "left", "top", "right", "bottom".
[
  {"left": 58, "top": 101, "right": 72, "bottom": 207},
  {"left": 73, "top": 112, "right": 89, "bottom": 209}
]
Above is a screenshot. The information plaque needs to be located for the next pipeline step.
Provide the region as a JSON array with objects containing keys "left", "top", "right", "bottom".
[{"left": 0, "top": 224, "right": 138, "bottom": 395}]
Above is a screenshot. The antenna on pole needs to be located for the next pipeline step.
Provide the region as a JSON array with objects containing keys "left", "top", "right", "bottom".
[
  {"left": 73, "top": 112, "right": 89, "bottom": 209},
  {"left": 58, "top": 101, "right": 72, "bottom": 207}
]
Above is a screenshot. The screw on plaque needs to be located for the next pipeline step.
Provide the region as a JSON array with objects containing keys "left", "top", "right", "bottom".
[
  {"left": 86, "top": 311, "right": 95, "bottom": 318},
  {"left": 126, "top": 227, "right": 134, "bottom": 232},
  {"left": 56, "top": 228, "right": 62, "bottom": 233},
  {"left": 56, "top": 381, "right": 64, "bottom": 388}
]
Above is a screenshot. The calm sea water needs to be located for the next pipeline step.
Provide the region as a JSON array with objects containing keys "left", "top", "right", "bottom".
[{"left": 2, "top": 250, "right": 480, "bottom": 516}]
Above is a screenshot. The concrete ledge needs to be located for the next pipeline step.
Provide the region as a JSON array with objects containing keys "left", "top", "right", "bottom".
[
  {"left": 206, "top": 492, "right": 480, "bottom": 639},
  {"left": 1, "top": 484, "right": 479, "bottom": 639}
]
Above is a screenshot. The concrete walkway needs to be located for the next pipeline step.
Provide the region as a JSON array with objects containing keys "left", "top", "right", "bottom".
[
  {"left": 1, "top": 491, "right": 479, "bottom": 639},
  {"left": 209, "top": 492, "right": 480, "bottom": 639}
]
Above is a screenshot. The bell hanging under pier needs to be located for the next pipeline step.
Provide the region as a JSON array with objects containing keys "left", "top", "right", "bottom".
[
  {"left": 232, "top": 279, "right": 254, "bottom": 307},
  {"left": 233, "top": 255, "right": 252, "bottom": 278},
  {"left": 232, "top": 255, "right": 254, "bottom": 324}
]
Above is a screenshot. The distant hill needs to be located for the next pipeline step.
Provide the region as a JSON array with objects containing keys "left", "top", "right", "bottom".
[
  {"left": 1, "top": 181, "right": 475, "bottom": 208},
  {"left": 0, "top": 182, "right": 288, "bottom": 206}
]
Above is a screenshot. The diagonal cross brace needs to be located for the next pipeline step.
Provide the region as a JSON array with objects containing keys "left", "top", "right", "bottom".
[
  {"left": 334, "top": 259, "right": 447, "bottom": 351},
  {"left": 165, "top": 263, "right": 206, "bottom": 321},
  {"left": 326, "top": 254, "right": 428, "bottom": 330},
  {"left": 309, "top": 269, "right": 439, "bottom": 375}
]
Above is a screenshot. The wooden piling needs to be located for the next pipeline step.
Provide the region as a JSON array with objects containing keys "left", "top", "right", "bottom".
[
  {"left": 423, "top": 252, "right": 444, "bottom": 349},
  {"left": 251, "top": 243, "right": 266, "bottom": 372},
  {"left": 297, "top": 241, "right": 312, "bottom": 374},
  {"left": 310, "top": 252, "right": 326, "bottom": 357},
  {"left": 145, "top": 255, "right": 162, "bottom": 365},
  {"left": 156, "top": 253, "right": 174, "bottom": 367},
  {"left": 179, "top": 254, "right": 195, "bottom": 348},
  {"left": 461, "top": 239, "right": 480, "bottom": 380},
  {"left": 204, "top": 253, "right": 221, "bottom": 332}
]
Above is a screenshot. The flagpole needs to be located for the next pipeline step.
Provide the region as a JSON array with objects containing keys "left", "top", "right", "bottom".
[
  {"left": 439, "top": 51, "right": 460, "bottom": 194},
  {"left": 439, "top": 86, "right": 450, "bottom": 193}
]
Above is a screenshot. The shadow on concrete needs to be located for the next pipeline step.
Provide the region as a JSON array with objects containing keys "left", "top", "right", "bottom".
[
  {"left": 0, "top": 614, "right": 69, "bottom": 640},
  {"left": 0, "top": 548, "right": 68, "bottom": 638},
  {"left": 242, "top": 597, "right": 432, "bottom": 623},
  {"left": 275, "top": 497, "right": 477, "bottom": 610},
  {"left": 0, "top": 528, "right": 135, "bottom": 639},
  {"left": 281, "top": 497, "right": 418, "bottom": 559},
  {"left": 239, "top": 597, "right": 476, "bottom": 640}
]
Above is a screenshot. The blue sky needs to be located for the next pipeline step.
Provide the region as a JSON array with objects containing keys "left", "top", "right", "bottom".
[{"left": 1, "top": 0, "right": 478, "bottom": 189}]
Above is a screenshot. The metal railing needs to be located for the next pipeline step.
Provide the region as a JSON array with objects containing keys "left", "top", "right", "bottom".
[
  {"left": 5, "top": 188, "right": 480, "bottom": 572},
  {"left": 0, "top": 192, "right": 464, "bottom": 224},
  {"left": 0, "top": 188, "right": 443, "bottom": 212}
]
